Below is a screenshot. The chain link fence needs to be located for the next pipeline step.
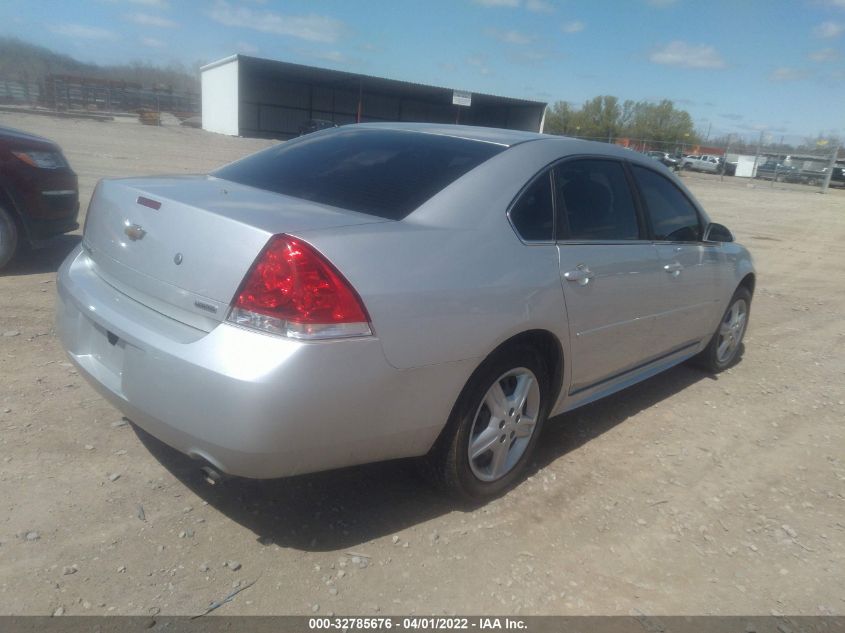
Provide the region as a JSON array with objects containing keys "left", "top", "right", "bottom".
[
  {"left": 547, "top": 133, "right": 844, "bottom": 194},
  {"left": 0, "top": 74, "right": 199, "bottom": 115}
]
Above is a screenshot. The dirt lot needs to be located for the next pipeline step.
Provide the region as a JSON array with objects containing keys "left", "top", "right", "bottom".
[{"left": 1, "top": 111, "right": 843, "bottom": 617}]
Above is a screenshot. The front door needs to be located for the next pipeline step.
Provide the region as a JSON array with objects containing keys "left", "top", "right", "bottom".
[{"left": 629, "top": 164, "right": 722, "bottom": 355}]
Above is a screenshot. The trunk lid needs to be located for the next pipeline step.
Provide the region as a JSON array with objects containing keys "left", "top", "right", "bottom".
[{"left": 83, "top": 175, "right": 387, "bottom": 331}]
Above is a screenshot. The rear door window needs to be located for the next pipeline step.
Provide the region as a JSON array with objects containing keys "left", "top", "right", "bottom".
[
  {"left": 631, "top": 165, "right": 702, "bottom": 242},
  {"left": 509, "top": 171, "right": 554, "bottom": 241},
  {"left": 553, "top": 159, "right": 641, "bottom": 241},
  {"left": 213, "top": 128, "right": 505, "bottom": 220}
]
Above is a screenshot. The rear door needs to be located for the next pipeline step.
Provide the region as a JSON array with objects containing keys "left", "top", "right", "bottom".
[
  {"left": 629, "top": 164, "right": 722, "bottom": 355},
  {"left": 553, "top": 158, "right": 663, "bottom": 394}
]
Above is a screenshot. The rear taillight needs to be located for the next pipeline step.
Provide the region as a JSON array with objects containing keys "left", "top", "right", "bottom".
[{"left": 227, "top": 234, "right": 371, "bottom": 340}]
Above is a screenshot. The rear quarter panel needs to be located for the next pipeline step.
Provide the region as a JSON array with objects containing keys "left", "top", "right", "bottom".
[{"left": 297, "top": 139, "right": 574, "bottom": 372}]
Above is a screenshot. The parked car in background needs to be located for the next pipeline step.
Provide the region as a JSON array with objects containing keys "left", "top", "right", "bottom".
[
  {"left": 755, "top": 161, "right": 803, "bottom": 183},
  {"left": 0, "top": 126, "right": 79, "bottom": 268},
  {"left": 646, "top": 150, "right": 679, "bottom": 170},
  {"left": 718, "top": 157, "right": 737, "bottom": 176},
  {"left": 681, "top": 154, "right": 721, "bottom": 173},
  {"left": 57, "top": 123, "right": 754, "bottom": 500},
  {"left": 799, "top": 166, "right": 827, "bottom": 186},
  {"left": 830, "top": 165, "right": 845, "bottom": 187}
]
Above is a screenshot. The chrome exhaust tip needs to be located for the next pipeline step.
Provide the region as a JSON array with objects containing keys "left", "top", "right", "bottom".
[{"left": 200, "top": 465, "right": 225, "bottom": 486}]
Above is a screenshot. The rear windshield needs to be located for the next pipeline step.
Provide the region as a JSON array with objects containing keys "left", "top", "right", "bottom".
[{"left": 213, "top": 128, "right": 505, "bottom": 220}]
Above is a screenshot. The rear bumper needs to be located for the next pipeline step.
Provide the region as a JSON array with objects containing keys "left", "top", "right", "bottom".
[{"left": 56, "top": 246, "right": 461, "bottom": 478}]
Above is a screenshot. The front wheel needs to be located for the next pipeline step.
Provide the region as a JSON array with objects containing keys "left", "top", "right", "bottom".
[
  {"left": 695, "top": 287, "right": 751, "bottom": 372},
  {"left": 421, "top": 347, "right": 549, "bottom": 501}
]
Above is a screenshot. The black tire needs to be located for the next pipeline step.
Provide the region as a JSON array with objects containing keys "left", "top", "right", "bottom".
[
  {"left": 694, "top": 286, "right": 751, "bottom": 372},
  {"left": 0, "top": 206, "right": 19, "bottom": 270},
  {"left": 421, "top": 346, "right": 550, "bottom": 502}
]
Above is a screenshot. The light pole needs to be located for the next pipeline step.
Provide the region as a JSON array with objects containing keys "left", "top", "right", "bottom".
[{"left": 720, "top": 133, "right": 734, "bottom": 182}]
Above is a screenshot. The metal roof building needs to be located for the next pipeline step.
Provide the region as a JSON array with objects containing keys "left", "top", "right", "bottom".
[{"left": 200, "top": 55, "right": 547, "bottom": 139}]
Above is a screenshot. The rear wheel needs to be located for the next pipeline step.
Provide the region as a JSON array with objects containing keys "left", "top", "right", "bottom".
[
  {"left": 422, "top": 347, "right": 549, "bottom": 501},
  {"left": 695, "top": 287, "right": 751, "bottom": 372},
  {"left": 0, "top": 207, "right": 19, "bottom": 270}
]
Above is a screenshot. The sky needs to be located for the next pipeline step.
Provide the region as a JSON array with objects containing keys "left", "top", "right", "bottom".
[{"left": 2, "top": 0, "right": 844, "bottom": 144}]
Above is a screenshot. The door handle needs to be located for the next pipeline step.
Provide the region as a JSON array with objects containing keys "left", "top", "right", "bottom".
[
  {"left": 664, "top": 262, "right": 683, "bottom": 275},
  {"left": 563, "top": 265, "right": 594, "bottom": 286}
]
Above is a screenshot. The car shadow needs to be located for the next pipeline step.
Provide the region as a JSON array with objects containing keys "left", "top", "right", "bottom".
[
  {"left": 134, "top": 362, "right": 714, "bottom": 552},
  {"left": 530, "top": 362, "right": 716, "bottom": 474},
  {"left": 1, "top": 235, "right": 81, "bottom": 276}
]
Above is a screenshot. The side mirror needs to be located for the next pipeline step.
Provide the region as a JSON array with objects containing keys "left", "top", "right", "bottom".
[{"left": 704, "top": 222, "right": 733, "bottom": 243}]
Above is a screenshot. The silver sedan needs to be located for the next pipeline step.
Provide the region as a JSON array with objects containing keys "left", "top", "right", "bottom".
[{"left": 56, "top": 123, "right": 754, "bottom": 500}]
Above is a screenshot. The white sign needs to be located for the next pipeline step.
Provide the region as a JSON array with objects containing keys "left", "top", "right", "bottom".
[{"left": 452, "top": 90, "right": 472, "bottom": 107}]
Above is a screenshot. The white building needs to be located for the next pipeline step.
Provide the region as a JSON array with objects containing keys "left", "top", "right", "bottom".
[{"left": 200, "top": 54, "right": 548, "bottom": 139}]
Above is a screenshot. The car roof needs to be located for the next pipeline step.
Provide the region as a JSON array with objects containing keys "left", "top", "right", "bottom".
[
  {"left": 354, "top": 122, "right": 546, "bottom": 147},
  {"left": 349, "top": 123, "right": 665, "bottom": 165}
]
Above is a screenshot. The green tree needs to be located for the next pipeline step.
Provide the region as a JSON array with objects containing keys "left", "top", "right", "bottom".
[
  {"left": 577, "top": 95, "right": 622, "bottom": 141},
  {"left": 544, "top": 101, "right": 577, "bottom": 136},
  {"left": 544, "top": 95, "right": 699, "bottom": 148}
]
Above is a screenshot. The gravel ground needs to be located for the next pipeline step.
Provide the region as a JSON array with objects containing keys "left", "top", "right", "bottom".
[{"left": 0, "top": 112, "right": 843, "bottom": 617}]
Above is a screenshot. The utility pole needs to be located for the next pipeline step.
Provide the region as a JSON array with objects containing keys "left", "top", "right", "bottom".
[
  {"left": 820, "top": 144, "right": 840, "bottom": 194},
  {"left": 720, "top": 133, "right": 733, "bottom": 182},
  {"left": 752, "top": 130, "right": 764, "bottom": 178},
  {"left": 771, "top": 135, "right": 785, "bottom": 189}
]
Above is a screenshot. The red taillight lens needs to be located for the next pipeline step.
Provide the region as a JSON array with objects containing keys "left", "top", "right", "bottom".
[{"left": 228, "top": 234, "right": 371, "bottom": 339}]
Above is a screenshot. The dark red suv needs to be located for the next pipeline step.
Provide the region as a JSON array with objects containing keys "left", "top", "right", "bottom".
[{"left": 0, "top": 125, "right": 79, "bottom": 268}]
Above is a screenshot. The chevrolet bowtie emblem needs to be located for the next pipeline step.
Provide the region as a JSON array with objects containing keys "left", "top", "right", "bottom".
[{"left": 124, "top": 224, "right": 147, "bottom": 241}]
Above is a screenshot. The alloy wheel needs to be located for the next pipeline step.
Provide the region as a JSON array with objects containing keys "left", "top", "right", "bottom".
[
  {"left": 467, "top": 368, "right": 541, "bottom": 482},
  {"left": 717, "top": 298, "right": 748, "bottom": 364}
]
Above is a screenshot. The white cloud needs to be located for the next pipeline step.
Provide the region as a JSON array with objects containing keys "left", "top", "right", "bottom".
[
  {"left": 508, "top": 49, "right": 552, "bottom": 65},
  {"left": 236, "top": 41, "right": 259, "bottom": 54},
  {"left": 561, "top": 20, "right": 585, "bottom": 33},
  {"left": 526, "top": 0, "right": 554, "bottom": 13},
  {"left": 140, "top": 36, "right": 165, "bottom": 48},
  {"left": 649, "top": 41, "right": 726, "bottom": 69},
  {"left": 770, "top": 67, "right": 812, "bottom": 81},
  {"left": 466, "top": 54, "right": 492, "bottom": 75},
  {"left": 472, "top": 0, "right": 521, "bottom": 6},
  {"left": 814, "top": 21, "right": 844, "bottom": 38},
  {"left": 126, "top": 12, "right": 177, "bottom": 27},
  {"left": 486, "top": 28, "right": 533, "bottom": 44},
  {"left": 313, "top": 50, "right": 347, "bottom": 64},
  {"left": 209, "top": 1, "right": 345, "bottom": 43},
  {"left": 809, "top": 47, "right": 840, "bottom": 62},
  {"left": 48, "top": 24, "right": 118, "bottom": 40},
  {"left": 100, "top": 0, "right": 170, "bottom": 7}
]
